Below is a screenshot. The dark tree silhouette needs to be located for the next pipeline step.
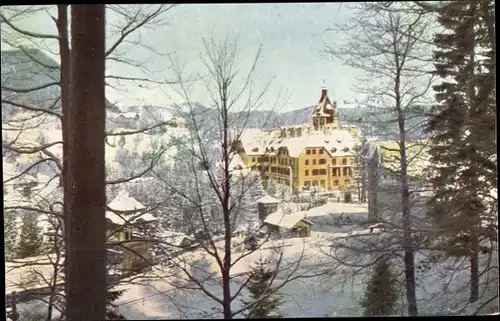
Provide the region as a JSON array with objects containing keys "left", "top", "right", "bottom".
[{"left": 65, "top": 5, "right": 107, "bottom": 320}]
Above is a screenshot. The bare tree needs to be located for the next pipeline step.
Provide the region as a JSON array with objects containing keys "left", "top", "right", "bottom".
[
  {"left": 325, "top": 2, "right": 437, "bottom": 316},
  {"left": 1, "top": 4, "right": 180, "bottom": 318},
  {"left": 146, "top": 35, "right": 329, "bottom": 319}
]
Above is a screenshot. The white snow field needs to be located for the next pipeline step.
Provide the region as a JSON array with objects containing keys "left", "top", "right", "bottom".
[
  {"left": 107, "top": 235, "right": 498, "bottom": 319},
  {"left": 6, "top": 200, "right": 498, "bottom": 319}
]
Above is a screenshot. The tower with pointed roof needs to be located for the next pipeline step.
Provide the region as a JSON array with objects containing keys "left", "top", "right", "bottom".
[{"left": 311, "top": 82, "right": 338, "bottom": 132}]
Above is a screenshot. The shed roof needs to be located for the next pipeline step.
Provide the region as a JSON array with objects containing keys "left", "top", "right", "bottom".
[
  {"left": 106, "top": 211, "right": 157, "bottom": 226},
  {"left": 158, "top": 230, "right": 193, "bottom": 247},
  {"left": 264, "top": 210, "right": 313, "bottom": 229},
  {"left": 108, "top": 189, "right": 146, "bottom": 212},
  {"left": 256, "top": 194, "right": 281, "bottom": 204}
]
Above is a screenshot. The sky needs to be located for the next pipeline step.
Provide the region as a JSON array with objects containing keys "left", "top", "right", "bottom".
[{"left": 4, "top": 4, "right": 362, "bottom": 112}]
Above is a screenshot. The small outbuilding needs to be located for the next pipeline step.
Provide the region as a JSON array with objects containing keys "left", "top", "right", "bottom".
[
  {"left": 105, "top": 189, "right": 158, "bottom": 273},
  {"left": 256, "top": 194, "right": 281, "bottom": 222},
  {"left": 263, "top": 210, "right": 313, "bottom": 238}
]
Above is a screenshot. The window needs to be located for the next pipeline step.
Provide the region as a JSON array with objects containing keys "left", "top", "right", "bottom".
[
  {"left": 305, "top": 160, "right": 309, "bottom": 165},
  {"left": 312, "top": 149, "right": 316, "bottom": 154},
  {"left": 319, "top": 169, "right": 327, "bottom": 175},
  {"left": 312, "top": 159, "right": 317, "bottom": 165},
  {"left": 305, "top": 170, "right": 309, "bottom": 176},
  {"left": 125, "top": 231, "right": 131, "bottom": 240},
  {"left": 319, "top": 149, "right": 324, "bottom": 154},
  {"left": 350, "top": 158, "right": 355, "bottom": 165},
  {"left": 332, "top": 169, "right": 337, "bottom": 177},
  {"left": 343, "top": 168, "right": 348, "bottom": 176},
  {"left": 349, "top": 168, "right": 353, "bottom": 176},
  {"left": 320, "top": 180, "right": 325, "bottom": 187},
  {"left": 312, "top": 169, "right": 319, "bottom": 175},
  {"left": 345, "top": 179, "right": 351, "bottom": 186},
  {"left": 332, "top": 159, "right": 336, "bottom": 166},
  {"left": 252, "top": 157, "right": 256, "bottom": 162},
  {"left": 334, "top": 180, "right": 339, "bottom": 186},
  {"left": 319, "top": 159, "right": 326, "bottom": 165},
  {"left": 342, "top": 158, "right": 347, "bottom": 165},
  {"left": 304, "top": 181, "right": 310, "bottom": 186},
  {"left": 306, "top": 150, "right": 311, "bottom": 155},
  {"left": 312, "top": 180, "right": 319, "bottom": 186}
]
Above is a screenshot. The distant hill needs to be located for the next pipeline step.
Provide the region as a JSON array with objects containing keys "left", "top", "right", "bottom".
[
  {"left": 1, "top": 48, "right": 117, "bottom": 123},
  {"left": 2, "top": 48, "right": 430, "bottom": 140},
  {"left": 164, "top": 103, "right": 429, "bottom": 140}
]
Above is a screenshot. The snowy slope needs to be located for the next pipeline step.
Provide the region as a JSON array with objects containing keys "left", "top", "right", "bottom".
[{"left": 110, "top": 236, "right": 498, "bottom": 318}]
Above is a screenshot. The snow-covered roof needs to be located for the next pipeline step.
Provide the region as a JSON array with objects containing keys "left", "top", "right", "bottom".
[
  {"left": 238, "top": 127, "right": 358, "bottom": 158},
  {"left": 264, "top": 210, "right": 313, "bottom": 229},
  {"left": 106, "top": 211, "right": 157, "bottom": 226},
  {"left": 256, "top": 194, "right": 281, "bottom": 204},
  {"left": 119, "top": 112, "right": 139, "bottom": 119},
  {"left": 311, "top": 86, "right": 336, "bottom": 115},
  {"left": 108, "top": 189, "right": 146, "bottom": 212},
  {"left": 158, "top": 230, "right": 193, "bottom": 247},
  {"left": 237, "top": 128, "right": 275, "bottom": 156},
  {"left": 229, "top": 153, "right": 246, "bottom": 169}
]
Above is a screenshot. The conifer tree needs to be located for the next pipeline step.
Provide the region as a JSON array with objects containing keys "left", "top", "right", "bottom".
[
  {"left": 106, "top": 285, "right": 127, "bottom": 320},
  {"left": 360, "top": 258, "right": 399, "bottom": 317},
  {"left": 17, "top": 213, "right": 43, "bottom": 259},
  {"left": 426, "top": 0, "right": 496, "bottom": 303},
  {"left": 242, "top": 257, "right": 283, "bottom": 318},
  {"left": 4, "top": 210, "right": 19, "bottom": 261},
  {"left": 266, "top": 180, "right": 280, "bottom": 200}
]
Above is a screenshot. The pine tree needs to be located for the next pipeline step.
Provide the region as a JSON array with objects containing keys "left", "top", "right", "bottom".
[
  {"left": 360, "top": 258, "right": 399, "bottom": 317},
  {"left": 17, "top": 213, "right": 43, "bottom": 259},
  {"left": 4, "top": 211, "right": 19, "bottom": 261},
  {"left": 242, "top": 257, "right": 283, "bottom": 318},
  {"left": 106, "top": 284, "right": 127, "bottom": 320},
  {"left": 266, "top": 180, "right": 280, "bottom": 200},
  {"left": 426, "top": 1, "right": 496, "bottom": 303}
]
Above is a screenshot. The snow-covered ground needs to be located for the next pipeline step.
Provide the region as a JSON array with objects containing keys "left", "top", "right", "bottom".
[
  {"left": 109, "top": 234, "right": 498, "bottom": 318},
  {"left": 9, "top": 229, "right": 498, "bottom": 319},
  {"left": 7, "top": 199, "right": 498, "bottom": 319}
]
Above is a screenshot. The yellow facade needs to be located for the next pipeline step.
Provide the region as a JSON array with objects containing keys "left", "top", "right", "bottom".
[
  {"left": 375, "top": 140, "right": 431, "bottom": 179},
  {"left": 234, "top": 86, "right": 359, "bottom": 193},
  {"left": 297, "top": 147, "right": 355, "bottom": 191}
]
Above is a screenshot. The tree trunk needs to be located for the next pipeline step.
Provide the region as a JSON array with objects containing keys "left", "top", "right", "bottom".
[
  {"left": 222, "top": 103, "right": 233, "bottom": 319},
  {"left": 361, "top": 170, "right": 367, "bottom": 203},
  {"left": 66, "top": 5, "right": 107, "bottom": 321},
  {"left": 55, "top": 6, "right": 70, "bottom": 318},
  {"left": 470, "top": 231, "right": 479, "bottom": 302},
  {"left": 397, "top": 105, "right": 418, "bottom": 316},
  {"left": 367, "top": 152, "right": 379, "bottom": 222}
]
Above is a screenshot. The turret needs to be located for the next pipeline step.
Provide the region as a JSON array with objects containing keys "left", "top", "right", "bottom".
[{"left": 312, "top": 82, "right": 337, "bottom": 130}]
